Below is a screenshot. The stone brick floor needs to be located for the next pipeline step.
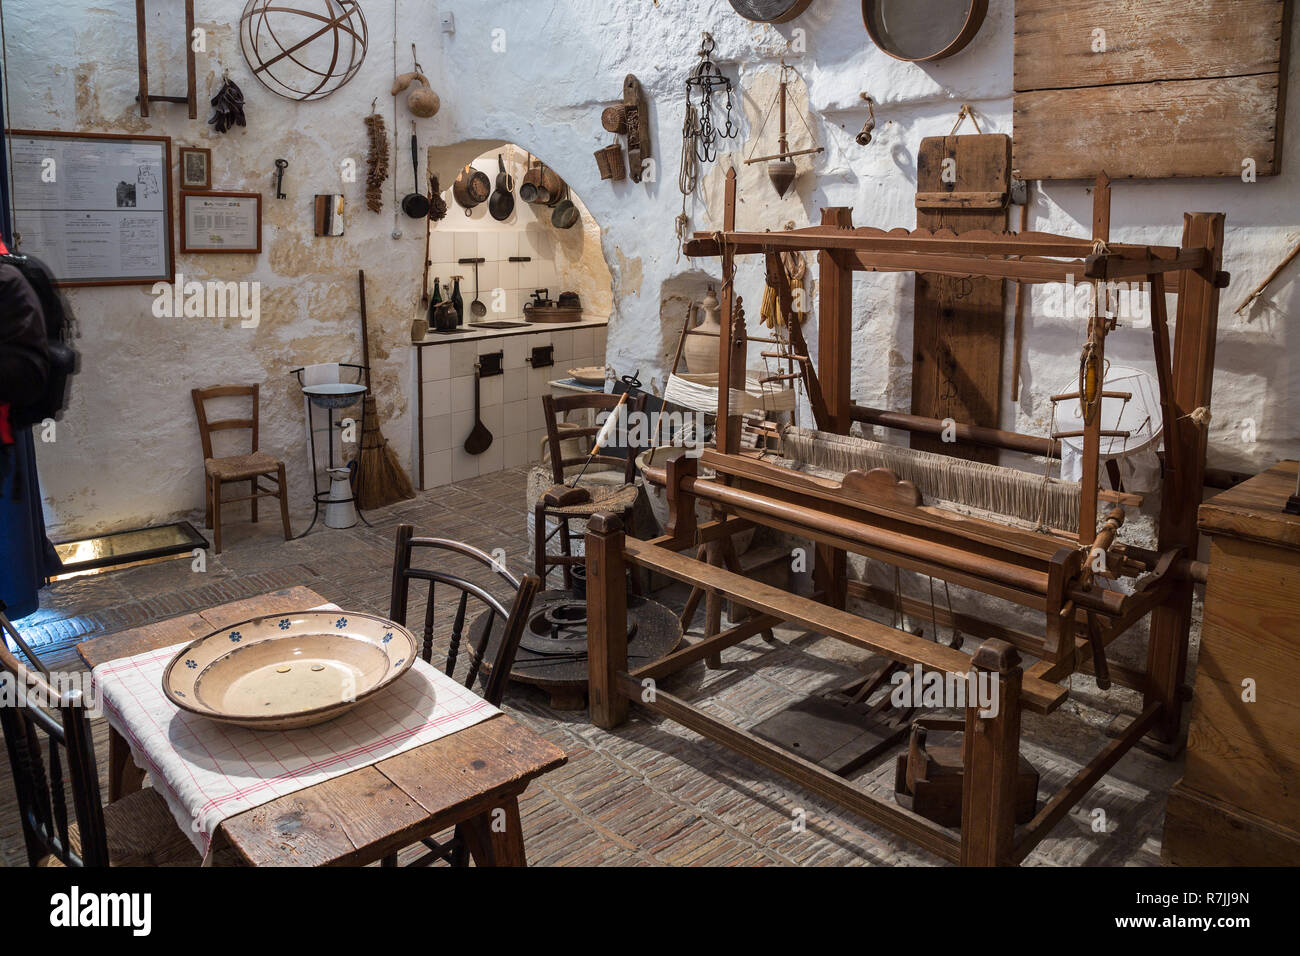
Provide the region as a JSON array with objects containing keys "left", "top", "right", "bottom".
[{"left": 1, "top": 466, "right": 1183, "bottom": 866}]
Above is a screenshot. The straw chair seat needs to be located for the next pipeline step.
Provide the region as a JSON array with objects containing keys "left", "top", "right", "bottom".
[
  {"left": 204, "top": 451, "right": 282, "bottom": 481},
  {"left": 39, "top": 787, "right": 200, "bottom": 868}
]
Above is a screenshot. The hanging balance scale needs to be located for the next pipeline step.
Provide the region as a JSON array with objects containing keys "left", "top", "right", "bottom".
[{"left": 744, "top": 61, "right": 823, "bottom": 198}]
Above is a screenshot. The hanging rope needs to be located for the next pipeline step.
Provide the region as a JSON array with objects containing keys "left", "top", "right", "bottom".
[
  {"left": 949, "top": 103, "right": 982, "bottom": 135},
  {"left": 675, "top": 102, "right": 701, "bottom": 262}
]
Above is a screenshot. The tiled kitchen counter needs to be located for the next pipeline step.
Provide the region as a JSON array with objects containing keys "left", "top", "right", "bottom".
[{"left": 414, "top": 316, "right": 609, "bottom": 488}]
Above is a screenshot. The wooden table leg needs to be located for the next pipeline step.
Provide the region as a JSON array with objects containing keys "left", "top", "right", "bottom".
[
  {"left": 107, "top": 726, "right": 145, "bottom": 800},
  {"left": 460, "top": 796, "right": 527, "bottom": 867}
]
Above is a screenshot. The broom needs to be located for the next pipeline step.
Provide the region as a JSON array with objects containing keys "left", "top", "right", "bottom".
[{"left": 355, "top": 268, "right": 416, "bottom": 510}]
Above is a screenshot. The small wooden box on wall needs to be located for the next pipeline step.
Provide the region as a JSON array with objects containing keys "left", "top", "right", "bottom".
[
  {"left": 1163, "top": 461, "right": 1300, "bottom": 865},
  {"left": 1014, "top": 0, "right": 1293, "bottom": 179}
]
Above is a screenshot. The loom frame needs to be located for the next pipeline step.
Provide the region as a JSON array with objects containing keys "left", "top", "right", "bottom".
[{"left": 586, "top": 168, "right": 1227, "bottom": 866}]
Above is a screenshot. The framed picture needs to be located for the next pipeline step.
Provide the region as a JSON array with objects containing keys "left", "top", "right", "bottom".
[
  {"left": 5, "top": 128, "right": 174, "bottom": 286},
  {"left": 178, "top": 146, "right": 211, "bottom": 190},
  {"left": 180, "top": 191, "right": 262, "bottom": 254}
]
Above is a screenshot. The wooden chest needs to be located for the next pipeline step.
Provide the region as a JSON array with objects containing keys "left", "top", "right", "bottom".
[{"left": 1163, "top": 461, "right": 1300, "bottom": 865}]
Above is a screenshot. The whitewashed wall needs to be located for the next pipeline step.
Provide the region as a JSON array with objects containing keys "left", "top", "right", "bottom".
[{"left": 7, "top": 0, "right": 1298, "bottom": 538}]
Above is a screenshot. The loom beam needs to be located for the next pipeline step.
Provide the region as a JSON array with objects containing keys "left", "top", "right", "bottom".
[{"left": 589, "top": 204, "right": 1225, "bottom": 866}]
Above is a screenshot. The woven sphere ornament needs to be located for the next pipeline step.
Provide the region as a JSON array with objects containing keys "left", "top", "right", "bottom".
[{"left": 239, "top": 0, "right": 368, "bottom": 102}]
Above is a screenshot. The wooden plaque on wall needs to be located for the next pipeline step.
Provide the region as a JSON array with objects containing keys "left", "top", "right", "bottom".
[
  {"left": 1014, "top": 0, "right": 1293, "bottom": 180},
  {"left": 910, "top": 133, "right": 1010, "bottom": 464}
]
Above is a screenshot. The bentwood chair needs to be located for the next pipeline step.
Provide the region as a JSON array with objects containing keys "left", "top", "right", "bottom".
[
  {"left": 0, "top": 607, "right": 199, "bottom": 867},
  {"left": 531, "top": 391, "right": 647, "bottom": 589},
  {"left": 383, "top": 524, "right": 542, "bottom": 866},
  {"left": 191, "top": 384, "right": 292, "bottom": 554}
]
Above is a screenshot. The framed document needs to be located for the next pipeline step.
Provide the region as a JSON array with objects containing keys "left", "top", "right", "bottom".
[
  {"left": 180, "top": 191, "right": 262, "bottom": 253},
  {"left": 6, "top": 129, "right": 174, "bottom": 286},
  {"left": 178, "top": 147, "right": 211, "bottom": 190}
]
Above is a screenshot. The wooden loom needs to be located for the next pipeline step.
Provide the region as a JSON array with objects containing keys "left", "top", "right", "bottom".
[{"left": 584, "top": 168, "right": 1228, "bottom": 865}]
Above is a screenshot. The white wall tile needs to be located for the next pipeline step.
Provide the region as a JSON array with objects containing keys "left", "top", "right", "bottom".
[
  {"left": 503, "top": 337, "right": 526, "bottom": 371},
  {"left": 477, "top": 232, "right": 499, "bottom": 262},
  {"left": 574, "top": 328, "right": 595, "bottom": 358},
  {"left": 497, "top": 231, "right": 519, "bottom": 258},
  {"left": 480, "top": 373, "right": 503, "bottom": 407},
  {"left": 503, "top": 437, "right": 527, "bottom": 470},
  {"left": 422, "top": 413, "right": 451, "bottom": 451},
  {"left": 478, "top": 441, "right": 503, "bottom": 475},
  {"left": 452, "top": 445, "right": 480, "bottom": 482},
  {"left": 503, "top": 370, "right": 528, "bottom": 403},
  {"left": 498, "top": 261, "right": 520, "bottom": 291},
  {"left": 452, "top": 374, "right": 475, "bottom": 413},
  {"left": 453, "top": 232, "right": 478, "bottom": 262},
  {"left": 451, "top": 409, "right": 475, "bottom": 445},
  {"left": 430, "top": 231, "right": 454, "bottom": 264},
  {"left": 528, "top": 364, "right": 552, "bottom": 398},
  {"left": 423, "top": 450, "right": 452, "bottom": 489},
  {"left": 421, "top": 379, "right": 450, "bottom": 419},
  {"left": 551, "top": 330, "right": 573, "bottom": 363},
  {"left": 421, "top": 347, "right": 450, "bottom": 383},
  {"left": 504, "top": 399, "right": 529, "bottom": 435},
  {"left": 451, "top": 342, "right": 478, "bottom": 377},
  {"left": 526, "top": 396, "right": 546, "bottom": 432}
]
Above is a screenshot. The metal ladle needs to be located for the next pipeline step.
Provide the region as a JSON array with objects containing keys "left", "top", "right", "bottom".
[{"left": 469, "top": 258, "right": 487, "bottom": 318}]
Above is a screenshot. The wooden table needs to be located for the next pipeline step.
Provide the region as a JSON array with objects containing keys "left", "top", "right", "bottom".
[
  {"left": 77, "top": 586, "right": 567, "bottom": 867},
  {"left": 1164, "top": 461, "right": 1300, "bottom": 865}
]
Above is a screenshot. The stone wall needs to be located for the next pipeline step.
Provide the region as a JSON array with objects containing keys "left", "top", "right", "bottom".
[{"left": 7, "top": 0, "right": 1298, "bottom": 537}]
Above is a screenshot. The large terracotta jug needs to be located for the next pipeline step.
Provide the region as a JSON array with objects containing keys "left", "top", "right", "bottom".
[{"left": 682, "top": 286, "right": 722, "bottom": 374}]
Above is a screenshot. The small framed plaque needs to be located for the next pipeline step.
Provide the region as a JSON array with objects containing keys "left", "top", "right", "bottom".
[
  {"left": 180, "top": 191, "right": 262, "bottom": 254},
  {"left": 178, "top": 147, "right": 212, "bottom": 190}
]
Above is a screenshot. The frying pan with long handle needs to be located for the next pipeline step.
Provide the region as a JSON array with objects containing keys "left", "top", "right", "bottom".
[
  {"left": 401, "top": 129, "right": 430, "bottom": 219},
  {"left": 488, "top": 153, "right": 515, "bottom": 221}
]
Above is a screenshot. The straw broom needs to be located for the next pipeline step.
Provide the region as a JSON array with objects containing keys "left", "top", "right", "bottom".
[{"left": 355, "top": 268, "right": 415, "bottom": 510}]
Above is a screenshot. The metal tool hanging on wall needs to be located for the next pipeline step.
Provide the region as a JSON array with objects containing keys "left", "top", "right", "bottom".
[
  {"left": 684, "top": 33, "right": 738, "bottom": 165},
  {"left": 743, "top": 61, "right": 824, "bottom": 198}
]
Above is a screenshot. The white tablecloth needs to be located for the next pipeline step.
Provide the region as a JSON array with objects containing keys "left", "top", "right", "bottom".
[{"left": 91, "top": 618, "right": 498, "bottom": 861}]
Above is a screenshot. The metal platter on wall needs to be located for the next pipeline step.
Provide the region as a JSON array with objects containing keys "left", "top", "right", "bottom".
[
  {"left": 727, "top": 0, "right": 815, "bottom": 24},
  {"left": 862, "top": 0, "right": 987, "bottom": 62}
]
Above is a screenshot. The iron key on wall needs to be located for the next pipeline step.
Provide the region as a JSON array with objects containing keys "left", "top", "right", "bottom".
[{"left": 274, "top": 158, "right": 288, "bottom": 199}]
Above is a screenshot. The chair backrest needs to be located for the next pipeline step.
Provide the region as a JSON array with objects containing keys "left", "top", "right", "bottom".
[
  {"left": 0, "top": 610, "right": 107, "bottom": 867},
  {"left": 541, "top": 391, "right": 648, "bottom": 485},
  {"left": 191, "top": 384, "right": 260, "bottom": 460},
  {"left": 388, "top": 525, "right": 541, "bottom": 706}
]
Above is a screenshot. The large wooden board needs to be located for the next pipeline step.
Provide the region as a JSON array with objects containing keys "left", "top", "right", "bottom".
[
  {"left": 911, "top": 134, "right": 1009, "bottom": 464},
  {"left": 1013, "top": 0, "right": 1292, "bottom": 180}
]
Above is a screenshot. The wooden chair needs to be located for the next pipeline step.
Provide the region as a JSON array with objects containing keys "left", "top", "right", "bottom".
[
  {"left": 0, "top": 608, "right": 200, "bottom": 867},
  {"left": 191, "top": 384, "right": 291, "bottom": 554},
  {"left": 384, "top": 523, "right": 542, "bottom": 866},
  {"left": 532, "top": 391, "right": 647, "bottom": 589}
]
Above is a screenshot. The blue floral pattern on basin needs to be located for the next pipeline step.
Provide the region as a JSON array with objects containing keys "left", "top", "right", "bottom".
[{"left": 162, "top": 609, "right": 420, "bottom": 730}]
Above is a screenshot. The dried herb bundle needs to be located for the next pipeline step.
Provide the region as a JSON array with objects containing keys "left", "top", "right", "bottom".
[{"left": 364, "top": 113, "right": 389, "bottom": 212}]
